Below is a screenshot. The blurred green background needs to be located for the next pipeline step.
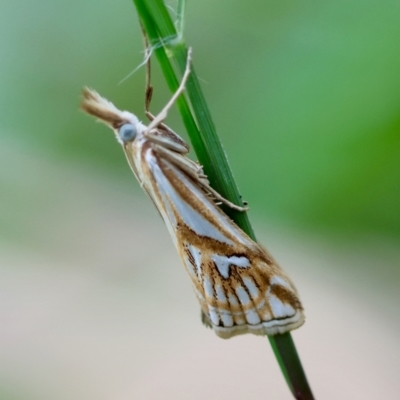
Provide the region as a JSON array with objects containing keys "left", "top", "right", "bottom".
[
  {"left": 2, "top": 0, "right": 400, "bottom": 239},
  {"left": 1, "top": 1, "right": 400, "bottom": 399}
]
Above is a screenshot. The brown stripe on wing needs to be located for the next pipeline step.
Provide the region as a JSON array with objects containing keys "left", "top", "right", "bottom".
[{"left": 270, "top": 283, "right": 304, "bottom": 314}]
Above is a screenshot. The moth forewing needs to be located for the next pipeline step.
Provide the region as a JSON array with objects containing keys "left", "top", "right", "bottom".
[
  {"left": 154, "top": 158, "right": 304, "bottom": 338},
  {"left": 80, "top": 53, "right": 305, "bottom": 338}
]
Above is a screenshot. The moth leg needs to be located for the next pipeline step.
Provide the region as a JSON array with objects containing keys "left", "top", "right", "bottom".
[
  {"left": 147, "top": 119, "right": 189, "bottom": 153},
  {"left": 155, "top": 145, "right": 249, "bottom": 212},
  {"left": 198, "top": 178, "right": 249, "bottom": 212},
  {"left": 146, "top": 132, "right": 189, "bottom": 154},
  {"left": 146, "top": 48, "right": 192, "bottom": 133}
]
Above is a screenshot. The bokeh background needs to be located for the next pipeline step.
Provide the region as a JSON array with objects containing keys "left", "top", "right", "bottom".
[{"left": 1, "top": 0, "right": 400, "bottom": 399}]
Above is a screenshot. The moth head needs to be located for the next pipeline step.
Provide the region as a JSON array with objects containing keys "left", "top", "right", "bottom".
[{"left": 80, "top": 87, "right": 141, "bottom": 144}]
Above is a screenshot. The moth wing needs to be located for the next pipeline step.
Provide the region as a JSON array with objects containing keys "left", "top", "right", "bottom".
[
  {"left": 186, "top": 240, "right": 304, "bottom": 338},
  {"left": 142, "top": 146, "right": 304, "bottom": 338}
]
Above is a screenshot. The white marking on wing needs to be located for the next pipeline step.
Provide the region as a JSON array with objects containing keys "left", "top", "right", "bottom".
[
  {"left": 268, "top": 294, "right": 295, "bottom": 318},
  {"left": 212, "top": 255, "right": 250, "bottom": 279},
  {"left": 220, "top": 312, "right": 234, "bottom": 327},
  {"left": 215, "top": 285, "right": 227, "bottom": 303},
  {"left": 150, "top": 161, "right": 234, "bottom": 244},
  {"left": 209, "top": 308, "right": 220, "bottom": 325},
  {"left": 270, "top": 275, "right": 290, "bottom": 288},
  {"left": 245, "top": 308, "right": 261, "bottom": 325},
  {"left": 243, "top": 277, "right": 259, "bottom": 298},
  {"left": 235, "top": 286, "right": 251, "bottom": 306},
  {"left": 141, "top": 152, "right": 179, "bottom": 244},
  {"left": 228, "top": 294, "right": 239, "bottom": 307},
  {"left": 165, "top": 162, "right": 254, "bottom": 246},
  {"left": 181, "top": 204, "right": 231, "bottom": 243}
]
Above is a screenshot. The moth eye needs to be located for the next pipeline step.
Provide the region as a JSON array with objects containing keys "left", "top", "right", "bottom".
[{"left": 118, "top": 123, "right": 137, "bottom": 142}]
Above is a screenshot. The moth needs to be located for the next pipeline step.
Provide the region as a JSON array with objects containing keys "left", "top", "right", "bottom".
[{"left": 81, "top": 49, "right": 304, "bottom": 338}]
